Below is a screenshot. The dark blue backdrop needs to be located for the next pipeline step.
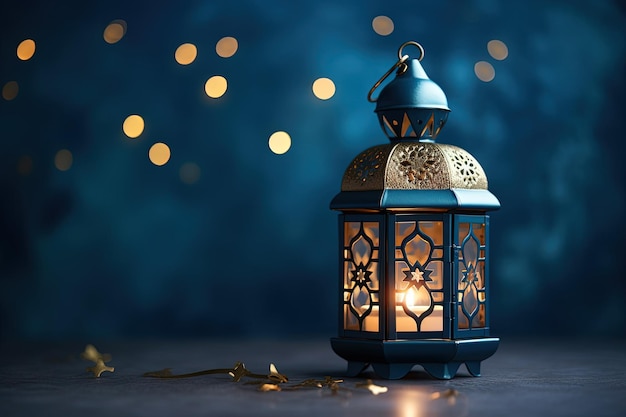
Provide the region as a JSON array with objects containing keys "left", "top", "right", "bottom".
[{"left": 1, "top": 0, "right": 624, "bottom": 341}]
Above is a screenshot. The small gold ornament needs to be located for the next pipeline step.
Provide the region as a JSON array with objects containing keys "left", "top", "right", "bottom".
[
  {"left": 81, "top": 344, "right": 112, "bottom": 363},
  {"left": 86, "top": 359, "right": 115, "bottom": 378},
  {"left": 356, "top": 379, "right": 388, "bottom": 395},
  {"left": 430, "top": 388, "right": 460, "bottom": 405}
]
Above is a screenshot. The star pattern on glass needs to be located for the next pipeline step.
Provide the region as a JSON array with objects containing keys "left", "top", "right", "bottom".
[
  {"left": 403, "top": 265, "right": 432, "bottom": 285},
  {"left": 461, "top": 263, "right": 479, "bottom": 284},
  {"left": 351, "top": 263, "right": 372, "bottom": 286}
]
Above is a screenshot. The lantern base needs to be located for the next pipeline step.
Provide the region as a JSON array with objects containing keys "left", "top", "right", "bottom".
[{"left": 330, "top": 337, "right": 499, "bottom": 380}]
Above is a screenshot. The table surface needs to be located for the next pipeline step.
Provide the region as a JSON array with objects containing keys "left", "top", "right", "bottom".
[{"left": 1, "top": 337, "right": 625, "bottom": 417}]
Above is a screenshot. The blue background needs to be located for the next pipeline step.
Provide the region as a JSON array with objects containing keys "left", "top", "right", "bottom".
[{"left": 1, "top": 0, "right": 624, "bottom": 341}]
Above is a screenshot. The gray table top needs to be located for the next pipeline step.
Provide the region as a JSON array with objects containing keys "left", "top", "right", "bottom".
[{"left": 1, "top": 337, "right": 624, "bottom": 417}]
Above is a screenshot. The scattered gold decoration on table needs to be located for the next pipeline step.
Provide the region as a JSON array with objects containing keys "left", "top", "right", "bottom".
[
  {"left": 356, "top": 379, "right": 389, "bottom": 395},
  {"left": 81, "top": 344, "right": 115, "bottom": 378},
  {"left": 81, "top": 344, "right": 112, "bottom": 363},
  {"left": 143, "top": 361, "right": 285, "bottom": 383},
  {"left": 86, "top": 359, "right": 115, "bottom": 378},
  {"left": 259, "top": 383, "right": 282, "bottom": 392},
  {"left": 144, "top": 362, "right": 383, "bottom": 395},
  {"left": 431, "top": 388, "right": 460, "bottom": 405},
  {"left": 78, "top": 345, "right": 391, "bottom": 394}
]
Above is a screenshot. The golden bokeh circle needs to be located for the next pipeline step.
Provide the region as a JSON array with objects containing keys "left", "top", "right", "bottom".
[
  {"left": 175, "top": 43, "right": 198, "bottom": 65},
  {"left": 312, "top": 78, "right": 336, "bottom": 100},
  {"left": 123, "top": 115, "right": 145, "bottom": 139},
  {"left": 205, "top": 76, "right": 228, "bottom": 98},
  {"left": 372, "top": 16, "right": 394, "bottom": 36},
  {"left": 216, "top": 37, "right": 238, "bottom": 58},
  {"left": 17, "top": 39, "right": 36, "bottom": 61},
  {"left": 2, "top": 81, "right": 19, "bottom": 101},
  {"left": 149, "top": 142, "right": 171, "bottom": 166},
  {"left": 487, "top": 40, "right": 509, "bottom": 60},
  {"left": 55, "top": 149, "right": 73, "bottom": 171},
  {"left": 474, "top": 61, "right": 495, "bottom": 82},
  {"left": 268, "top": 131, "right": 292, "bottom": 155},
  {"left": 103, "top": 20, "right": 127, "bottom": 44}
]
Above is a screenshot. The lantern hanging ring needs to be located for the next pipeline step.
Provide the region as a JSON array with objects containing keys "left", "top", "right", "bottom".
[{"left": 367, "top": 41, "right": 425, "bottom": 103}]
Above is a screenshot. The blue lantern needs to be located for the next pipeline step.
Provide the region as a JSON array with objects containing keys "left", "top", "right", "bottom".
[{"left": 330, "top": 42, "right": 500, "bottom": 380}]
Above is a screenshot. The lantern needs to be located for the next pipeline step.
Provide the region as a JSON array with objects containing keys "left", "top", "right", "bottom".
[{"left": 329, "top": 41, "right": 500, "bottom": 380}]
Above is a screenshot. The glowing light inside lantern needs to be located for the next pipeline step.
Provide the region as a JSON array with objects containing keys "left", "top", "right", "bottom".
[
  {"left": 17, "top": 39, "right": 36, "bottom": 61},
  {"left": 149, "top": 143, "right": 171, "bottom": 166},
  {"left": 179, "top": 162, "right": 201, "bottom": 184},
  {"left": 268, "top": 131, "right": 291, "bottom": 155},
  {"left": 216, "top": 36, "right": 238, "bottom": 58},
  {"left": 2, "top": 81, "right": 19, "bottom": 101},
  {"left": 312, "top": 77, "right": 336, "bottom": 100},
  {"left": 474, "top": 61, "right": 495, "bottom": 82},
  {"left": 55, "top": 149, "right": 73, "bottom": 171},
  {"left": 205, "top": 76, "right": 227, "bottom": 98},
  {"left": 405, "top": 287, "right": 416, "bottom": 307},
  {"left": 487, "top": 40, "right": 508, "bottom": 60},
  {"left": 372, "top": 16, "right": 394, "bottom": 36},
  {"left": 103, "top": 20, "right": 126, "bottom": 44},
  {"left": 175, "top": 43, "right": 198, "bottom": 65},
  {"left": 123, "top": 114, "right": 145, "bottom": 138}
]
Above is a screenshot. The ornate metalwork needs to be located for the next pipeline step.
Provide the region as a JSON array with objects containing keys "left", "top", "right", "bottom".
[
  {"left": 440, "top": 144, "right": 488, "bottom": 189},
  {"left": 458, "top": 222, "right": 486, "bottom": 329},
  {"left": 343, "top": 222, "right": 380, "bottom": 332},
  {"left": 341, "top": 145, "right": 390, "bottom": 190},
  {"left": 342, "top": 143, "right": 488, "bottom": 191},
  {"left": 386, "top": 142, "right": 448, "bottom": 189}
]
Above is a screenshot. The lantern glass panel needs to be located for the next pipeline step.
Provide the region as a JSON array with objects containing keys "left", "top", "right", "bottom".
[
  {"left": 394, "top": 220, "right": 445, "bottom": 333},
  {"left": 457, "top": 221, "right": 487, "bottom": 329},
  {"left": 343, "top": 221, "right": 381, "bottom": 332}
]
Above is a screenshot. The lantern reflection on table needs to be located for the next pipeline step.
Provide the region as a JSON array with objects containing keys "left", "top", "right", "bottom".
[{"left": 330, "top": 41, "right": 500, "bottom": 380}]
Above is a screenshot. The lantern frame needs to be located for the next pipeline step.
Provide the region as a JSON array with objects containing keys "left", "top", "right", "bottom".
[{"left": 330, "top": 192, "right": 499, "bottom": 379}]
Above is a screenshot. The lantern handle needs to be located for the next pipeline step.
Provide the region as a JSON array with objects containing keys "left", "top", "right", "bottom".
[
  {"left": 397, "top": 41, "right": 425, "bottom": 62},
  {"left": 367, "top": 41, "right": 425, "bottom": 103}
]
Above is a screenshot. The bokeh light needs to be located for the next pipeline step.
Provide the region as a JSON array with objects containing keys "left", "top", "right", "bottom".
[
  {"left": 54, "top": 149, "right": 73, "bottom": 171},
  {"left": 103, "top": 20, "right": 127, "bottom": 44},
  {"left": 175, "top": 43, "right": 198, "bottom": 65},
  {"left": 16, "top": 39, "right": 36, "bottom": 61},
  {"left": 17, "top": 155, "right": 33, "bottom": 176},
  {"left": 216, "top": 36, "right": 238, "bottom": 58},
  {"left": 312, "top": 77, "right": 336, "bottom": 100},
  {"left": 179, "top": 162, "right": 201, "bottom": 184},
  {"left": 268, "top": 131, "right": 291, "bottom": 155},
  {"left": 149, "top": 142, "right": 171, "bottom": 166},
  {"left": 487, "top": 39, "right": 509, "bottom": 60},
  {"left": 2, "top": 81, "right": 19, "bottom": 101},
  {"left": 205, "top": 76, "right": 227, "bottom": 98},
  {"left": 123, "top": 114, "right": 145, "bottom": 138},
  {"left": 372, "top": 16, "right": 394, "bottom": 36},
  {"left": 474, "top": 61, "right": 495, "bottom": 82}
]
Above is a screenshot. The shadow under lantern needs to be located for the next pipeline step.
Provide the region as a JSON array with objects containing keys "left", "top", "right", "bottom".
[{"left": 330, "top": 41, "right": 500, "bottom": 380}]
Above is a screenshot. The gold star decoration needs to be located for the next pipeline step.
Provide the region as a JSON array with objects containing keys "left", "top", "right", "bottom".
[
  {"left": 355, "top": 379, "right": 388, "bottom": 395},
  {"left": 430, "top": 388, "right": 460, "bottom": 405},
  {"left": 81, "top": 344, "right": 112, "bottom": 363},
  {"left": 86, "top": 359, "right": 115, "bottom": 378},
  {"left": 228, "top": 362, "right": 249, "bottom": 382},
  {"left": 81, "top": 344, "right": 115, "bottom": 378},
  {"left": 268, "top": 363, "right": 288, "bottom": 383}
]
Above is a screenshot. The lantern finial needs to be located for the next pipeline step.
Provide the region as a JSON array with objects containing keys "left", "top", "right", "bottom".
[{"left": 369, "top": 41, "right": 450, "bottom": 142}]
